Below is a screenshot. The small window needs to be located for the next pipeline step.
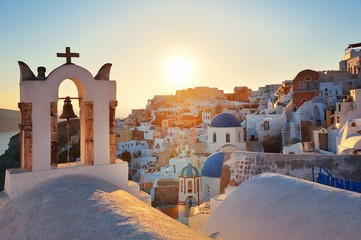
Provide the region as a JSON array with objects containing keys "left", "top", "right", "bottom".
[
  {"left": 313, "top": 81, "right": 318, "bottom": 89},
  {"left": 299, "top": 81, "right": 304, "bottom": 89},
  {"left": 264, "top": 121, "right": 270, "bottom": 130},
  {"left": 213, "top": 132, "right": 217, "bottom": 142},
  {"left": 195, "top": 178, "right": 199, "bottom": 193},
  {"left": 226, "top": 133, "right": 230, "bottom": 142}
]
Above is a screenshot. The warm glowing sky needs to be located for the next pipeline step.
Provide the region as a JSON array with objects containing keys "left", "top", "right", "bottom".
[{"left": 1, "top": 0, "right": 361, "bottom": 117}]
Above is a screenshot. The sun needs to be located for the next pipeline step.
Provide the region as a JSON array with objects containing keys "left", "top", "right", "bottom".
[{"left": 165, "top": 55, "right": 194, "bottom": 86}]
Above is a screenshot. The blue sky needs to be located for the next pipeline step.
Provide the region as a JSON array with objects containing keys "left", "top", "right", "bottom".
[{"left": 1, "top": 0, "right": 361, "bottom": 117}]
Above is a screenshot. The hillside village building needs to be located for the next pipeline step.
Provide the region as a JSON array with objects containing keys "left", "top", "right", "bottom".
[
  {"left": 245, "top": 105, "right": 286, "bottom": 142},
  {"left": 292, "top": 69, "right": 320, "bottom": 108},
  {"left": 274, "top": 80, "right": 293, "bottom": 104},
  {"left": 318, "top": 70, "right": 360, "bottom": 104},
  {"left": 224, "top": 86, "right": 252, "bottom": 102},
  {"left": 336, "top": 119, "right": 361, "bottom": 154},
  {"left": 175, "top": 87, "right": 224, "bottom": 103},
  {"left": 117, "top": 140, "right": 156, "bottom": 168},
  {"left": 339, "top": 42, "right": 361, "bottom": 76},
  {"left": 334, "top": 88, "right": 361, "bottom": 128}
]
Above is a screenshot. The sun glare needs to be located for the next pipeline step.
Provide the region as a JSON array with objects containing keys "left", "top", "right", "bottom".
[{"left": 165, "top": 55, "right": 194, "bottom": 86}]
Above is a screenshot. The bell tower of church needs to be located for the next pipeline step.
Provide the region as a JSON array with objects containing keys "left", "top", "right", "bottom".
[{"left": 5, "top": 47, "right": 130, "bottom": 197}]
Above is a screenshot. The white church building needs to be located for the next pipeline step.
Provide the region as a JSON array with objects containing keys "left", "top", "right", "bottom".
[
  {"left": 206, "top": 112, "right": 246, "bottom": 152},
  {"left": 201, "top": 152, "right": 226, "bottom": 201},
  {"left": 178, "top": 163, "right": 201, "bottom": 205},
  {"left": 5, "top": 47, "right": 142, "bottom": 199}
]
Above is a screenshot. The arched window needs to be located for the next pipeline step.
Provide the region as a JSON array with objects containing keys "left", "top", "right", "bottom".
[
  {"left": 226, "top": 133, "right": 230, "bottom": 142},
  {"left": 213, "top": 132, "right": 217, "bottom": 142},
  {"left": 187, "top": 180, "right": 193, "bottom": 193}
]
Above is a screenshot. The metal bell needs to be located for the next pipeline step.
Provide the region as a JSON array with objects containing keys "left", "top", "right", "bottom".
[{"left": 60, "top": 96, "right": 77, "bottom": 120}]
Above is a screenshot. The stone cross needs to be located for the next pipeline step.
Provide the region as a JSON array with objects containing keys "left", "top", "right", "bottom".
[{"left": 57, "top": 47, "right": 79, "bottom": 64}]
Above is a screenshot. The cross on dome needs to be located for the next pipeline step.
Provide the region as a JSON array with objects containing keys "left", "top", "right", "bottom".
[{"left": 57, "top": 47, "right": 79, "bottom": 64}]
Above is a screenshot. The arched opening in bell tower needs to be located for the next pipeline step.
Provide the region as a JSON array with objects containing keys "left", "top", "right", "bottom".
[{"left": 55, "top": 79, "right": 81, "bottom": 165}]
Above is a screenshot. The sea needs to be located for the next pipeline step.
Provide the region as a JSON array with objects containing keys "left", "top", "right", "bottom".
[{"left": 0, "top": 131, "right": 18, "bottom": 156}]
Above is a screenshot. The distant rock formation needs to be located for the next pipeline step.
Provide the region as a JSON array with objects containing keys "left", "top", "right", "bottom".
[
  {"left": 0, "top": 109, "right": 20, "bottom": 132},
  {"left": 0, "top": 133, "right": 20, "bottom": 190}
]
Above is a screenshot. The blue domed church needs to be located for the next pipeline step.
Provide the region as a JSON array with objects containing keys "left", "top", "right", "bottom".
[
  {"left": 207, "top": 112, "right": 246, "bottom": 152},
  {"left": 201, "top": 152, "right": 226, "bottom": 201},
  {"left": 179, "top": 163, "right": 201, "bottom": 205}
]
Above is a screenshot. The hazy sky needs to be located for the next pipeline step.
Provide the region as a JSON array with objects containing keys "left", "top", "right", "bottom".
[{"left": 1, "top": 0, "right": 361, "bottom": 117}]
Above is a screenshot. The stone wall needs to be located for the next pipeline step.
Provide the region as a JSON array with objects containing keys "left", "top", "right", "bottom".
[
  {"left": 154, "top": 185, "right": 179, "bottom": 207},
  {"left": 219, "top": 151, "right": 361, "bottom": 194}
]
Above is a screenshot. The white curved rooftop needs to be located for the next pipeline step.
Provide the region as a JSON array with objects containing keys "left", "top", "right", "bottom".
[{"left": 203, "top": 173, "right": 361, "bottom": 240}]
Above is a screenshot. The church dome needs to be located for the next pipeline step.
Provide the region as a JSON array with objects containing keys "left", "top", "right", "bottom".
[
  {"left": 180, "top": 163, "right": 200, "bottom": 178},
  {"left": 210, "top": 113, "right": 241, "bottom": 128},
  {"left": 201, "top": 152, "right": 225, "bottom": 178}
]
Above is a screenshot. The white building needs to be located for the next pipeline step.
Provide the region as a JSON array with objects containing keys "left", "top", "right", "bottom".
[
  {"left": 153, "top": 138, "right": 167, "bottom": 153},
  {"left": 167, "top": 127, "right": 182, "bottom": 138},
  {"left": 312, "top": 126, "right": 330, "bottom": 152},
  {"left": 207, "top": 112, "right": 246, "bottom": 152},
  {"left": 135, "top": 120, "right": 157, "bottom": 140},
  {"left": 318, "top": 70, "right": 359, "bottom": 106},
  {"left": 246, "top": 109, "right": 286, "bottom": 142},
  {"left": 117, "top": 140, "right": 149, "bottom": 154},
  {"left": 337, "top": 119, "right": 361, "bottom": 154},
  {"left": 339, "top": 42, "right": 361, "bottom": 76},
  {"left": 334, "top": 89, "right": 361, "bottom": 129},
  {"left": 117, "top": 140, "right": 156, "bottom": 168},
  {"left": 294, "top": 100, "right": 326, "bottom": 127},
  {"left": 201, "top": 152, "right": 225, "bottom": 202}
]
